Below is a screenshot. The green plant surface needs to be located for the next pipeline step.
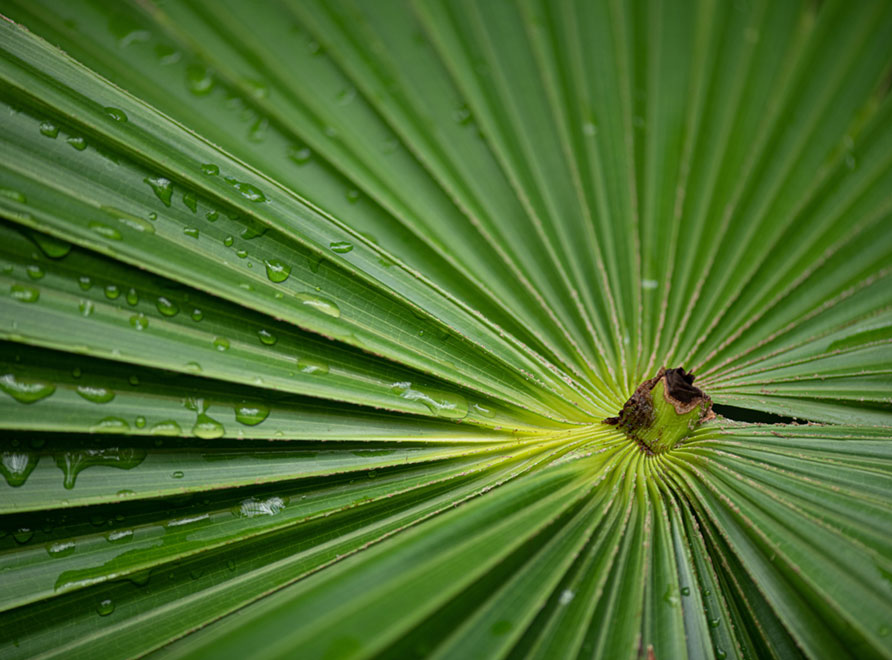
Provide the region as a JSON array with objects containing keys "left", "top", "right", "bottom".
[{"left": 0, "top": 0, "right": 890, "bottom": 658}]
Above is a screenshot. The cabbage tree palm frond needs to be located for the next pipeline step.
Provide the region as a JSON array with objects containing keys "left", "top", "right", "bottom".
[{"left": 0, "top": 0, "right": 890, "bottom": 658}]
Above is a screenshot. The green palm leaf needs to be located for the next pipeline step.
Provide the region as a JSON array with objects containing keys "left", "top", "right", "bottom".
[{"left": 1, "top": 0, "right": 890, "bottom": 658}]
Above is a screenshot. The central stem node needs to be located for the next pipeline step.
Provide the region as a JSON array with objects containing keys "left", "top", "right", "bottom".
[{"left": 604, "top": 367, "right": 714, "bottom": 454}]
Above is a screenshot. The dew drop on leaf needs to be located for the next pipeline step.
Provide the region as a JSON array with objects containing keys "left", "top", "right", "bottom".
[
  {"left": 0, "top": 373, "right": 55, "bottom": 403},
  {"left": 96, "top": 599, "right": 115, "bottom": 616},
  {"left": 39, "top": 121, "right": 59, "bottom": 138},
  {"left": 13, "top": 528, "right": 33, "bottom": 544},
  {"left": 88, "top": 222, "right": 122, "bottom": 241},
  {"left": 192, "top": 414, "right": 225, "bottom": 439},
  {"left": 155, "top": 296, "right": 179, "bottom": 317},
  {"left": 234, "top": 402, "right": 270, "bottom": 426},
  {"left": 1, "top": 451, "right": 39, "bottom": 487},
  {"left": 296, "top": 293, "right": 340, "bottom": 318},
  {"left": 76, "top": 385, "right": 116, "bottom": 404},
  {"left": 104, "top": 107, "right": 128, "bottom": 122},
  {"left": 10, "top": 284, "right": 40, "bottom": 303},
  {"left": 29, "top": 231, "right": 71, "bottom": 259},
  {"left": 257, "top": 328, "right": 276, "bottom": 345},
  {"left": 329, "top": 241, "right": 353, "bottom": 254},
  {"left": 144, "top": 176, "right": 173, "bottom": 207},
  {"left": 297, "top": 357, "right": 329, "bottom": 375},
  {"left": 264, "top": 259, "right": 291, "bottom": 283},
  {"left": 129, "top": 314, "right": 148, "bottom": 331},
  {"left": 26, "top": 265, "right": 44, "bottom": 280},
  {"left": 67, "top": 136, "right": 87, "bottom": 150},
  {"left": 150, "top": 420, "right": 183, "bottom": 436}
]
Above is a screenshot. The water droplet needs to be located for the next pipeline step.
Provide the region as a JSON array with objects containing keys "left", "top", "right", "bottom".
[
  {"left": 297, "top": 357, "right": 329, "bottom": 375},
  {"left": 390, "top": 382, "right": 469, "bottom": 419},
  {"left": 709, "top": 618, "right": 720, "bottom": 628},
  {"left": 296, "top": 293, "right": 340, "bottom": 318},
  {"left": 471, "top": 403, "right": 496, "bottom": 418},
  {"left": 287, "top": 145, "right": 311, "bottom": 164},
  {"left": 681, "top": 586, "right": 690, "bottom": 596},
  {"left": 126, "top": 288, "right": 139, "bottom": 305},
  {"left": 264, "top": 259, "right": 291, "bottom": 283},
  {"left": 234, "top": 402, "right": 270, "bottom": 426},
  {"left": 171, "top": 470, "right": 185, "bottom": 479},
  {"left": 144, "top": 176, "right": 173, "bottom": 207},
  {"left": 0, "top": 373, "right": 55, "bottom": 403},
  {"left": 201, "top": 163, "right": 219, "bottom": 176},
  {"left": 129, "top": 314, "right": 148, "bottom": 331},
  {"left": 10, "top": 284, "right": 40, "bottom": 303},
  {"left": 1, "top": 451, "right": 39, "bottom": 486},
  {"left": 55, "top": 447, "right": 146, "bottom": 488},
  {"left": 72, "top": 367, "right": 83, "bottom": 378},
  {"left": 128, "top": 375, "right": 139, "bottom": 386},
  {"left": 183, "top": 227, "right": 199, "bottom": 239},
  {"left": 25, "top": 264, "right": 45, "bottom": 280},
  {"left": 345, "top": 189, "right": 360, "bottom": 203},
  {"left": 227, "top": 560, "right": 236, "bottom": 571},
  {"left": 257, "top": 329, "right": 276, "bottom": 345},
  {"left": 105, "top": 284, "right": 121, "bottom": 299},
  {"left": 89, "top": 417, "right": 131, "bottom": 434},
  {"left": 107, "top": 529, "right": 133, "bottom": 543},
  {"left": 235, "top": 496, "right": 285, "bottom": 518},
  {"left": 185, "top": 64, "right": 215, "bottom": 95},
  {"left": 67, "top": 136, "right": 87, "bottom": 150},
  {"left": 13, "top": 528, "right": 33, "bottom": 544},
  {"left": 183, "top": 191, "right": 198, "bottom": 213},
  {"left": 206, "top": 210, "right": 219, "bottom": 222},
  {"left": 715, "top": 649, "right": 726, "bottom": 660},
  {"left": 191, "top": 308, "right": 203, "bottom": 321},
  {"left": 329, "top": 240, "right": 353, "bottom": 254},
  {"left": 28, "top": 231, "right": 71, "bottom": 258},
  {"left": 44, "top": 541, "right": 77, "bottom": 562},
  {"left": 78, "top": 275, "right": 93, "bottom": 290},
  {"left": 150, "top": 420, "right": 183, "bottom": 436},
  {"left": 77, "top": 299, "right": 96, "bottom": 316},
  {"left": 223, "top": 178, "right": 266, "bottom": 203},
  {"left": 642, "top": 279, "right": 658, "bottom": 290},
  {"left": 155, "top": 296, "right": 179, "bottom": 317},
  {"left": 39, "top": 121, "right": 59, "bottom": 138},
  {"left": 193, "top": 413, "right": 224, "bottom": 439},
  {"left": 323, "top": 125, "right": 337, "bottom": 138},
  {"left": 101, "top": 206, "right": 156, "bottom": 234},
  {"left": 88, "top": 222, "right": 122, "bottom": 241},
  {"left": 185, "top": 361, "right": 202, "bottom": 373},
  {"left": 76, "top": 385, "right": 116, "bottom": 404},
  {"left": 104, "top": 107, "right": 128, "bottom": 122},
  {"left": 96, "top": 598, "right": 115, "bottom": 616},
  {"left": 582, "top": 121, "right": 597, "bottom": 137},
  {"left": 134, "top": 415, "right": 146, "bottom": 428},
  {"left": 213, "top": 337, "right": 230, "bottom": 352},
  {"left": 663, "top": 586, "right": 680, "bottom": 606},
  {"left": 559, "top": 589, "right": 575, "bottom": 605}
]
